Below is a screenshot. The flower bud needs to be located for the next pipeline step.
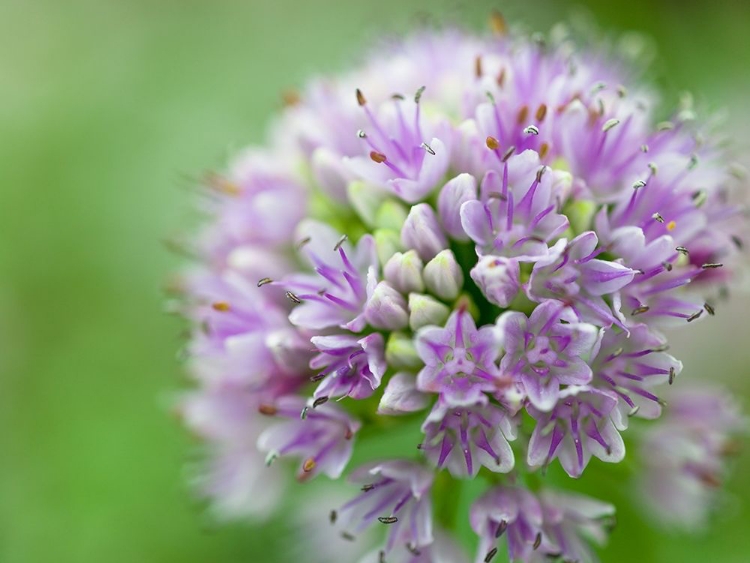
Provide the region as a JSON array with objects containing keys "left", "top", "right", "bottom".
[
  {"left": 375, "top": 200, "right": 409, "bottom": 231},
  {"left": 373, "top": 229, "right": 404, "bottom": 265},
  {"left": 423, "top": 249, "right": 463, "bottom": 301},
  {"left": 438, "top": 173, "right": 477, "bottom": 240},
  {"left": 408, "top": 293, "right": 451, "bottom": 331},
  {"left": 364, "top": 281, "right": 409, "bottom": 330},
  {"left": 385, "top": 332, "right": 422, "bottom": 369},
  {"left": 347, "top": 180, "right": 387, "bottom": 227},
  {"left": 312, "top": 147, "right": 351, "bottom": 200},
  {"left": 470, "top": 255, "right": 521, "bottom": 307},
  {"left": 384, "top": 250, "right": 424, "bottom": 294},
  {"left": 378, "top": 372, "right": 429, "bottom": 415},
  {"left": 401, "top": 203, "right": 448, "bottom": 261}
]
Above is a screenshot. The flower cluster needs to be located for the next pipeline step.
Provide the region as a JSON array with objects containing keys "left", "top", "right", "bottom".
[{"left": 175, "top": 15, "right": 746, "bottom": 562}]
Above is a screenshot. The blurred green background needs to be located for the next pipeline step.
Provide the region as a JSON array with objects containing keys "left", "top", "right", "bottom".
[{"left": 1, "top": 1, "right": 749, "bottom": 561}]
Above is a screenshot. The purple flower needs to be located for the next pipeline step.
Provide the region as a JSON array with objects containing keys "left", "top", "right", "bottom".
[
  {"left": 470, "top": 485, "right": 548, "bottom": 563},
  {"left": 527, "top": 386, "right": 625, "bottom": 477},
  {"left": 527, "top": 231, "right": 636, "bottom": 327},
  {"left": 415, "top": 308, "right": 506, "bottom": 407},
  {"left": 637, "top": 386, "right": 745, "bottom": 530},
  {"left": 345, "top": 92, "right": 452, "bottom": 203},
  {"left": 310, "top": 333, "right": 387, "bottom": 400},
  {"left": 460, "top": 151, "right": 570, "bottom": 260},
  {"left": 358, "top": 532, "right": 469, "bottom": 563},
  {"left": 498, "top": 300, "right": 600, "bottom": 411},
  {"left": 338, "top": 460, "right": 434, "bottom": 552},
  {"left": 589, "top": 323, "right": 682, "bottom": 424},
  {"left": 378, "top": 372, "right": 430, "bottom": 415},
  {"left": 421, "top": 401, "right": 516, "bottom": 477},
  {"left": 538, "top": 489, "right": 616, "bottom": 563},
  {"left": 275, "top": 220, "right": 378, "bottom": 332},
  {"left": 257, "top": 395, "right": 360, "bottom": 480}
]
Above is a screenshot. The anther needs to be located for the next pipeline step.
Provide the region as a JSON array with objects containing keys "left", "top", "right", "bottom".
[
  {"left": 357, "top": 129, "right": 367, "bottom": 139},
  {"left": 356, "top": 89, "right": 366, "bottom": 106},
  {"left": 669, "top": 366, "right": 676, "bottom": 385},
  {"left": 297, "top": 236, "right": 312, "bottom": 250},
  {"left": 501, "top": 146, "right": 515, "bottom": 162},
  {"left": 628, "top": 405, "right": 641, "bottom": 417},
  {"left": 414, "top": 86, "right": 426, "bottom": 104},
  {"left": 652, "top": 213, "right": 664, "bottom": 223},
  {"left": 602, "top": 118, "right": 620, "bottom": 132},
  {"left": 657, "top": 121, "right": 674, "bottom": 131},
  {"left": 496, "top": 68, "right": 506, "bottom": 87},
  {"left": 687, "top": 310, "right": 703, "bottom": 323},
  {"left": 486, "top": 136, "right": 500, "bottom": 150},
  {"left": 286, "top": 291, "right": 302, "bottom": 304},
  {"left": 631, "top": 306, "right": 650, "bottom": 316},
  {"left": 701, "top": 263, "right": 723, "bottom": 269},
  {"left": 361, "top": 484, "right": 375, "bottom": 492},
  {"left": 407, "top": 544, "right": 421, "bottom": 556},
  {"left": 211, "top": 301, "right": 231, "bottom": 312},
  {"left": 489, "top": 10, "right": 507, "bottom": 35},
  {"left": 302, "top": 458, "right": 317, "bottom": 472},
  {"left": 378, "top": 516, "right": 398, "bottom": 524},
  {"left": 617, "top": 85, "right": 628, "bottom": 98},
  {"left": 732, "top": 235, "right": 744, "bottom": 249},
  {"left": 688, "top": 154, "right": 699, "bottom": 170},
  {"left": 648, "top": 162, "right": 658, "bottom": 176},
  {"left": 310, "top": 373, "right": 326, "bottom": 382},
  {"left": 539, "top": 142, "right": 550, "bottom": 159},
  {"left": 692, "top": 189, "right": 707, "bottom": 208},
  {"left": 391, "top": 93, "right": 404, "bottom": 100},
  {"left": 533, "top": 532, "right": 542, "bottom": 550},
  {"left": 524, "top": 124, "right": 539, "bottom": 135},
  {"left": 485, "top": 91, "right": 496, "bottom": 104},
  {"left": 484, "top": 547, "right": 498, "bottom": 563},
  {"left": 676, "top": 246, "right": 689, "bottom": 255},
  {"left": 258, "top": 404, "right": 277, "bottom": 416},
  {"left": 666, "top": 220, "right": 677, "bottom": 231},
  {"left": 495, "top": 520, "right": 508, "bottom": 538},
  {"left": 517, "top": 105, "right": 529, "bottom": 125},
  {"left": 378, "top": 551, "right": 386, "bottom": 563},
  {"left": 421, "top": 142, "right": 436, "bottom": 155},
  {"left": 704, "top": 302, "right": 715, "bottom": 316},
  {"left": 475, "top": 56, "right": 483, "bottom": 78},
  {"left": 662, "top": 262, "right": 673, "bottom": 272},
  {"left": 329, "top": 510, "right": 337, "bottom": 524},
  {"left": 341, "top": 532, "right": 356, "bottom": 542},
  {"left": 281, "top": 90, "right": 301, "bottom": 107},
  {"left": 313, "top": 396, "right": 329, "bottom": 408},
  {"left": 633, "top": 180, "right": 647, "bottom": 190},
  {"left": 535, "top": 167, "right": 547, "bottom": 182},
  {"left": 535, "top": 104, "right": 548, "bottom": 122},
  {"left": 334, "top": 234, "right": 348, "bottom": 251},
  {"left": 640, "top": 144, "right": 649, "bottom": 153},
  {"left": 370, "top": 151, "right": 387, "bottom": 163},
  {"left": 300, "top": 406, "right": 309, "bottom": 419},
  {"left": 257, "top": 277, "right": 273, "bottom": 287}
]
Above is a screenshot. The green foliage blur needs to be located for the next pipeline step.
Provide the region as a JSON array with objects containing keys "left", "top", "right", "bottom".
[{"left": 1, "top": 1, "right": 749, "bottom": 561}]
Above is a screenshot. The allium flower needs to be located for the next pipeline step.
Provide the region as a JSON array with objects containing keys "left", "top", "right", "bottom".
[{"left": 174, "top": 14, "right": 746, "bottom": 563}]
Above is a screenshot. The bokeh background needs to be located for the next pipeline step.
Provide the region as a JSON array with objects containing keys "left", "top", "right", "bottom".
[{"left": 2, "top": 1, "right": 749, "bottom": 561}]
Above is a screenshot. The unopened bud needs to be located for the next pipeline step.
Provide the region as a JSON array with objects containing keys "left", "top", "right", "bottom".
[
  {"left": 408, "top": 293, "right": 451, "bottom": 330},
  {"left": 401, "top": 203, "right": 448, "bottom": 261},
  {"left": 364, "top": 281, "right": 409, "bottom": 330},
  {"left": 438, "top": 173, "right": 477, "bottom": 241},
  {"left": 384, "top": 250, "right": 424, "bottom": 294},
  {"left": 423, "top": 249, "right": 464, "bottom": 301}
]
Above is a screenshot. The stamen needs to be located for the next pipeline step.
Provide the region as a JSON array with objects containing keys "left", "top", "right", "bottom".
[
  {"left": 421, "top": 142, "right": 436, "bottom": 155},
  {"left": 501, "top": 146, "right": 515, "bottom": 162},
  {"left": 378, "top": 516, "right": 398, "bottom": 524},
  {"left": 329, "top": 510, "right": 337, "bottom": 524},
  {"left": 486, "top": 136, "right": 500, "bottom": 150},
  {"left": 300, "top": 406, "right": 309, "bottom": 420},
  {"left": 692, "top": 189, "right": 707, "bottom": 208},
  {"left": 666, "top": 220, "right": 676, "bottom": 231},
  {"left": 334, "top": 235, "right": 348, "bottom": 251},
  {"left": 662, "top": 262, "right": 673, "bottom": 272},
  {"left": 495, "top": 520, "right": 508, "bottom": 538},
  {"left": 414, "top": 85, "right": 426, "bottom": 104},
  {"left": 257, "top": 277, "right": 273, "bottom": 287},
  {"left": 676, "top": 246, "right": 689, "bottom": 255},
  {"left": 640, "top": 144, "right": 649, "bottom": 153},
  {"left": 648, "top": 162, "right": 658, "bottom": 177},
  {"left": 701, "top": 263, "right": 723, "bottom": 269},
  {"left": 687, "top": 310, "right": 703, "bottom": 323},
  {"left": 628, "top": 405, "right": 640, "bottom": 417},
  {"left": 633, "top": 180, "right": 646, "bottom": 190},
  {"left": 281, "top": 90, "right": 301, "bottom": 107},
  {"left": 313, "top": 396, "right": 329, "bottom": 408},
  {"left": 286, "top": 291, "right": 302, "bottom": 304},
  {"left": 496, "top": 68, "right": 506, "bottom": 87},
  {"left": 617, "top": 85, "right": 628, "bottom": 97},
  {"left": 357, "top": 129, "right": 367, "bottom": 139},
  {"left": 378, "top": 551, "right": 386, "bottom": 563},
  {"left": 310, "top": 373, "right": 326, "bottom": 382},
  {"left": 370, "top": 151, "right": 387, "bottom": 163},
  {"left": 657, "top": 121, "right": 674, "bottom": 131},
  {"left": 533, "top": 532, "right": 542, "bottom": 550},
  {"left": 297, "top": 236, "right": 311, "bottom": 250},
  {"left": 517, "top": 105, "right": 529, "bottom": 125},
  {"left": 539, "top": 142, "right": 550, "bottom": 159},
  {"left": 258, "top": 404, "right": 277, "bottom": 416},
  {"left": 475, "top": 56, "right": 483, "bottom": 78},
  {"left": 732, "top": 235, "right": 744, "bottom": 249},
  {"left": 535, "top": 104, "right": 548, "bottom": 122},
  {"left": 356, "top": 88, "right": 366, "bottom": 106},
  {"left": 484, "top": 547, "right": 498, "bottom": 562},
  {"left": 688, "top": 154, "right": 699, "bottom": 170},
  {"left": 669, "top": 366, "right": 676, "bottom": 385},
  {"left": 631, "top": 306, "right": 650, "bottom": 316},
  {"left": 407, "top": 544, "right": 421, "bottom": 556},
  {"left": 302, "top": 458, "right": 317, "bottom": 472},
  {"left": 341, "top": 532, "right": 356, "bottom": 542},
  {"left": 361, "top": 484, "right": 375, "bottom": 492},
  {"left": 523, "top": 124, "right": 539, "bottom": 135},
  {"left": 602, "top": 118, "right": 620, "bottom": 132},
  {"left": 489, "top": 10, "right": 507, "bottom": 35},
  {"left": 704, "top": 302, "right": 715, "bottom": 316},
  {"left": 652, "top": 213, "right": 664, "bottom": 223},
  {"left": 211, "top": 301, "right": 231, "bottom": 312}
]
